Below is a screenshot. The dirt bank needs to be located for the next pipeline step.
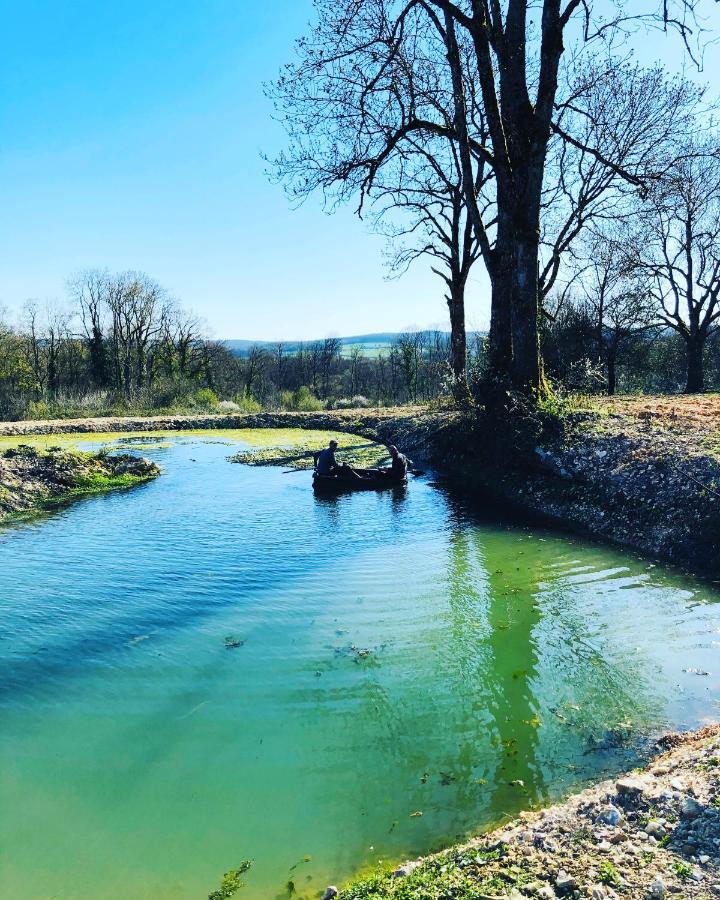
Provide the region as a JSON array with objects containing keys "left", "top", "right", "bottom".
[
  {"left": 335, "top": 725, "right": 720, "bottom": 899},
  {"left": 0, "top": 445, "right": 160, "bottom": 522},
  {"left": 0, "top": 408, "right": 428, "bottom": 438},
  {"left": 455, "top": 396, "right": 720, "bottom": 578}
]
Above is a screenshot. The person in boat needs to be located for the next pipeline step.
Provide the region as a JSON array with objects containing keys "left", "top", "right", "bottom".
[
  {"left": 314, "top": 440, "right": 362, "bottom": 479},
  {"left": 379, "top": 445, "right": 410, "bottom": 481}
]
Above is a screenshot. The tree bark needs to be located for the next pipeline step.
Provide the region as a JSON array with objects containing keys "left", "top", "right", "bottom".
[
  {"left": 685, "top": 334, "right": 705, "bottom": 393},
  {"left": 446, "top": 281, "right": 468, "bottom": 389}
]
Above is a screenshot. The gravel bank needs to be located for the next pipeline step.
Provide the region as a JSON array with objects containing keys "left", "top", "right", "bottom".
[{"left": 337, "top": 725, "right": 720, "bottom": 899}]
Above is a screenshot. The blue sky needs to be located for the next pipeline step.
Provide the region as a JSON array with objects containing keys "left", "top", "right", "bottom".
[{"left": 0, "top": 1, "right": 717, "bottom": 340}]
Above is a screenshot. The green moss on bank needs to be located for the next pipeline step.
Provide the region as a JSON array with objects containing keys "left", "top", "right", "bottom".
[{"left": 0, "top": 445, "right": 160, "bottom": 524}]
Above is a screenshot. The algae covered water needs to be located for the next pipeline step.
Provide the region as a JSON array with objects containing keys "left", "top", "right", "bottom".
[{"left": 0, "top": 431, "right": 718, "bottom": 899}]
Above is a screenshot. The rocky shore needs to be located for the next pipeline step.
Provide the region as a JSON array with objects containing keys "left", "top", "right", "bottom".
[
  {"left": 0, "top": 445, "right": 159, "bottom": 522},
  {"left": 335, "top": 725, "right": 720, "bottom": 899}
]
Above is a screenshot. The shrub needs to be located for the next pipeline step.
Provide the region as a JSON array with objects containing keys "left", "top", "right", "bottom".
[
  {"left": 217, "top": 400, "right": 240, "bottom": 412},
  {"left": 293, "top": 386, "right": 324, "bottom": 411},
  {"left": 25, "top": 400, "right": 51, "bottom": 420},
  {"left": 233, "top": 390, "right": 263, "bottom": 413},
  {"left": 278, "top": 390, "right": 295, "bottom": 410},
  {"left": 192, "top": 388, "right": 219, "bottom": 410}
]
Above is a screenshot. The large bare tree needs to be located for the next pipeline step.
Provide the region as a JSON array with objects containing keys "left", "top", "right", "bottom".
[{"left": 270, "top": 0, "right": 711, "bottom": 392}]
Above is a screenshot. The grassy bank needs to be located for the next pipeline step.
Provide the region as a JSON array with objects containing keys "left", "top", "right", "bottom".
[{"left": 0, "top": 445, "right": 160, "bottom": 524}]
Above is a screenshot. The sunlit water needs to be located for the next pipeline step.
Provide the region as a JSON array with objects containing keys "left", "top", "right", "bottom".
[{"left": 0, "top": 431, "right": 718, "bottom": 899}]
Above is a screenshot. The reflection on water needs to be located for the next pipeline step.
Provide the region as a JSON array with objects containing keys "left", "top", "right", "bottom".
[{"left": 0, "top": 431, "right": 718, "bottom": 899}]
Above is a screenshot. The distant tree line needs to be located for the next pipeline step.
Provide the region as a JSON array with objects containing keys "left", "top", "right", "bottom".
[
  {"left": 0, "top": 270, "right": 482, "bottom": 418},
  {"left": 1, "top": 258, "right": 718, "bottom": 420}
]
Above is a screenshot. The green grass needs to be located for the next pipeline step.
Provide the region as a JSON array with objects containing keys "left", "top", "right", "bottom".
[
  {"left": 672, "top": 861, "right": 693, "bottom": 881},
  {"left": 337, "top": 848, "right": 528, "bottom": 899},
  {"left": 597, "top": 861, "right": 621, "bottom": 888}
]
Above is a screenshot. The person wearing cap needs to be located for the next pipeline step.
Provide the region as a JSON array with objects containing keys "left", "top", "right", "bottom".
[{"left": 314, "top": 440, "right": 362, "bottom": 479}]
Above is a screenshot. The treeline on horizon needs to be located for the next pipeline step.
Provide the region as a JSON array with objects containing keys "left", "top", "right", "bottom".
[{"left": 1, "top": 267, "right": 719, "bottom": 421}]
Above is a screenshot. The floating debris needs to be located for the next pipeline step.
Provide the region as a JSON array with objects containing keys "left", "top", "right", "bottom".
[{"left": 224, "top": 636, "right": 245, "bottom": 650}]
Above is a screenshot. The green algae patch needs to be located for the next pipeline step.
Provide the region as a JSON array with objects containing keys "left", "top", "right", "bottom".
[
  {"left": 208, "top": 860, "right": 252, "bottom": 899},
  {"left": 228, "top": 430, "right": 389, "bottom": 469}
]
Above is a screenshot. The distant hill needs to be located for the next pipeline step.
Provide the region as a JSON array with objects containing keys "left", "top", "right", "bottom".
[{"left": 224, "top": 331, "right": 470, "bottom": 358}]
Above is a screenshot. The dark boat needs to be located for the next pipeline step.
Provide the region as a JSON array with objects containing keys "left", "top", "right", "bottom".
[{"left": 312, "top": 467, "right": 407, "bottom": 493}]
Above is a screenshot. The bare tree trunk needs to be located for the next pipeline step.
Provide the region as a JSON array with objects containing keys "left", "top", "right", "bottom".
[
  {"left": 685, "top": 333, "right": 705, "bottom": 393},
  {"left": 606, "top": 337, "right": 619, "bottom": 395},
  {"left": 447, "top": 281, "right": 467, "bottom": 386},
  {"left": 509, "top": 235, "right": 542, "bottom": 391}
]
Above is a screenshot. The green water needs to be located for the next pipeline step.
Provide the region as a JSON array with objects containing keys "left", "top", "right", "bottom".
[{"left": 0, "top": 431, "right": 718, "bottom": 899}]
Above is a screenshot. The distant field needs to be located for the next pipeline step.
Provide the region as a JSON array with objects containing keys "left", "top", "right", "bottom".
[{"left": 223, "top": 331, "right": 481, "bottom": 359}]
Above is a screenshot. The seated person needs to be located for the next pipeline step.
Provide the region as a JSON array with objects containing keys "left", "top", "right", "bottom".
[
  {"left": 314, "top": 440, "right": 362, "bottom": 479},
  {"left": 380, "top": 445, "right": 410, "bottom": 480}
]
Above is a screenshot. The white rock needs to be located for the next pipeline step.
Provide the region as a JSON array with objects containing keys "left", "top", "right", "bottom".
[
  {"left": 322, "top": 888, "right": 339, "bottom": 900},
  {"left": 699, "top": 854, "right": 710, "bottom": 864},
  {"left": 616, "top": 776, "right": 649, "bottom": 796},
  {"left": 647, "top": 876, "right": 666, "bottom": 899},
  {"left": 596, "top": 806, "right": 623, "bottom": 826},
  {"left": 392, "top": 861, "right": 420, "bottom": 878},
  {"left": 645, "top": 821, "right": 666, "bottom": 839},
  {"left": 681, "top": 796, "right": 703, "bottom": 818}
]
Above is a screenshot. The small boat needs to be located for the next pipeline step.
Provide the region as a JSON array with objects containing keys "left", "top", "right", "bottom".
[{"left": 312, "top": 467, "right": 407, "bottom": 493}]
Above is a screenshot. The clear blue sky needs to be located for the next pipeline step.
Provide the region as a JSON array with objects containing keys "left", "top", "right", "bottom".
[{"left": 0, "top": 1, "right": 717, "bottom": 340}]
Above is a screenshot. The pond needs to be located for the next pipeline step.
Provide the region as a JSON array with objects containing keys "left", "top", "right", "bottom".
[{"left": 0, "top": 430, "right": 718, "bottom": 899}]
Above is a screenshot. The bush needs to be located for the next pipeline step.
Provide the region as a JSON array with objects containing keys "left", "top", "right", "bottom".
[
  {"left": 191, "top": 388, "right": 219, "bottom": 410},
  {"left": 233, "top": 390, "right": 263, "bottom": 413},
  {"left": 332, "top": 395, "right": 370, "bottom": 409},
  {"left": 25, "top": 400, "right": 51, "bottom": 420},
  {"left": 278, "top": 386, "right": 324, "bottom": 411},
  {"left": 293, "top": 386, "right": 324, "bottom": 411}
]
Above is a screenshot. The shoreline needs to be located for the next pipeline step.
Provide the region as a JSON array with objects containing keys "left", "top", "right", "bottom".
[
  {"left": 1, "top": 407, "right": 718, "bottom": 897},
  {"left": 0, "top": 445, "right": 160, "bottom": 524},
  {"left": 335, "top": 725, "right": 720, "bottom": 899},
  {"left": 1, "top": 400, "right": 718, "bottom": 577}
]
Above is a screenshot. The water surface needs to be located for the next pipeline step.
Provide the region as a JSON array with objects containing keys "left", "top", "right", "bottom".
[{"left": 0, "top": 431, "right": 718, "bottom": 899}]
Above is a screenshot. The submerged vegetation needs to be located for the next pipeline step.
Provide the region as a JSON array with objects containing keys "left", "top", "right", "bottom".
[{"left": 208, "top": 861, "right": 252, "bottom": 900}]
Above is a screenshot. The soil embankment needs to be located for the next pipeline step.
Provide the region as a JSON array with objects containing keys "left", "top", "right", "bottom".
[
  {"left": 0, "top": 445, "right": 159, "bottom": 522},
  {"left": 461, "top": 396, "right": 720, "bottom": 577}
]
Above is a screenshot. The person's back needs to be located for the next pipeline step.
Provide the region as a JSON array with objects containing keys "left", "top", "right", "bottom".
[
  {"left": 391, "top": 452, "right": 408, "bottom": 479},
  {"left": 387, "top": 445, "right": 409, "bottom": 480},
  {"left": 315, "top": 443, "right": 338, "bottom": 475}
]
